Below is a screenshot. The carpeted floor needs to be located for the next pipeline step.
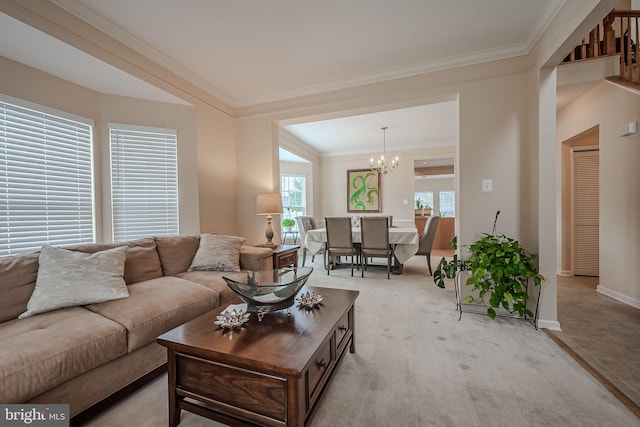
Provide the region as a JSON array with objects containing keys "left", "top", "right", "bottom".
[{"left": 85, "top": 255, "right": 640, "bottom": 426}]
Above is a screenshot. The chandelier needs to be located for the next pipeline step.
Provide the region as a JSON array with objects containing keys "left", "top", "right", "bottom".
[{"left": 370, "top": 126, "right": 398, "bottom": 174}]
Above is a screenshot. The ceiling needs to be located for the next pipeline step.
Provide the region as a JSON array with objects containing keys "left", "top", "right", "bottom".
[{"left": 1, "top": 0, "right": 584, "bottom": 158}]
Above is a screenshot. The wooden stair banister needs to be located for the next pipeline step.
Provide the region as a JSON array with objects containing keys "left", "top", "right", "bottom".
[
  {"left": 562, "top": 9, "right": 640, "bottom": 87},
  {"left": 611, "top": 11, "right": 640, "bottom": 84}
]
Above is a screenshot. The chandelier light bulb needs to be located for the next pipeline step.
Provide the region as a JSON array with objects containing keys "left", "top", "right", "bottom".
[{"left": 369, "top": 126, "right": 399, "bottom": 175}]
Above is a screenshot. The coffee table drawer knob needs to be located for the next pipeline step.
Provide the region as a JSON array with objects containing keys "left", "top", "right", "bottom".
[{"left": 317, "top": 358, "right": 327, "bottom": 370}]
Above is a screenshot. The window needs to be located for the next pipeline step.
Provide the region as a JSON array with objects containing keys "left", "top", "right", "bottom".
[
  {"left": 280, "top": 175, "right": 306, "bottom": 221},
  {"left": 439, "top": 191, "right": 455, "bottom": 217},
  {"left": 0, "top": 96, "right": 94, "bottom": 256},
  {"left": 414, "top": 192, "right": 434, "bottom": 210},
  {"left": 110, "top": 124, "right": 178, "bottom": 242}
]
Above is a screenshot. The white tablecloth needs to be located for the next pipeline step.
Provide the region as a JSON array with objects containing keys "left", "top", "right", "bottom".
[{"left": 305, "top": 227, "right": 419, "bottom": 264}]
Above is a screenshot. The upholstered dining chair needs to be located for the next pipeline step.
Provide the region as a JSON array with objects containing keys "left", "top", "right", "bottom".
[
  {"left": 296, "top": 216, "right": 325, "bottom": 268},
  {"left": 415, "top": 215, "right": 440, "bottom": 275},
  {"left": 325, "top": 217, "right": 356, "bottom": 276},
  {"left": 360, "top": 216, "right": 393, "bottom": 279}
]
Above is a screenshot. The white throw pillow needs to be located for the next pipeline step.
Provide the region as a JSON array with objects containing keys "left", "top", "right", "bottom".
[
  {"left": 19, "top": 245, "right": 129, "bottom": 319},
  {"left": 189, "top": 234, "right": 246, "bottom": 272}
]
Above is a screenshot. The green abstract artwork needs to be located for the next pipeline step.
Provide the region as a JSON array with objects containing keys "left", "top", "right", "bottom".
[{"left": 347, "top": 169, "right": 380, "bottom": 212}]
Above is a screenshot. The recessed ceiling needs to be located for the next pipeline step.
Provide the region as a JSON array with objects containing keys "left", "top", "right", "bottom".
[{"left": 283, "top": 102, "right": 458, "bottom": 156}]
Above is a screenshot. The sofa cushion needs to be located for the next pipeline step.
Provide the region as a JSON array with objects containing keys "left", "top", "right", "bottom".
[
  {"left": 0, "top": 252, "right": 40, "bottom": 323},
  {"left": 86, "top": 276, "right": 218, "bottom": 352},
  {"left": 19, "top": 246, "right": 129, "bottom": 319},
  {"left": 0, "top": 307, "right": 127, "bottom": 404},
  {"left": 154, "top": 235, "right": 200, "bottom": 276},
  {"left": 174, "top": 271, "right": 242, "bottom": 306},
  {"left": 189, "top": 234, "right": 245, "bottom": 272},
  {"left": 239, "top": 246, "right": 274, "bottom": 271},
  {"left": 68, "top": 238, "right": 163, "bottom": 284}
]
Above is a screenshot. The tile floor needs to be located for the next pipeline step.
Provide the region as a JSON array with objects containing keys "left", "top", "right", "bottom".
[{"left": 553, "top": 275, "right": 640, "bottom": 410}]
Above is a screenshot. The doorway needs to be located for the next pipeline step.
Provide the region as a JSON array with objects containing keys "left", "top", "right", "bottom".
[
  {"left": 560, "top": 127, "right": 599, "bottom": 276},
  {"left": 572, "top": 149, "right": 599, "bottom": 276}
]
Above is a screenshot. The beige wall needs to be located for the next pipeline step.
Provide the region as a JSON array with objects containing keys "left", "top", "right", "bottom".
[
  {"left": 195, "top": 105, "right": 237, "bottom": 234},
  {"left": 558, "top": 81, "right": 640, "bottom": 307}
]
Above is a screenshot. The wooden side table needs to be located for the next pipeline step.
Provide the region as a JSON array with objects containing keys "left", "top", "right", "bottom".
[{"left": 271, "top": 244, "right": 299, "bottom": 269}]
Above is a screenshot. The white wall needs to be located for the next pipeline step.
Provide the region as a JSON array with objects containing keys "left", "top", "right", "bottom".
[{"left": 557, "top": 81, "right": 640, "bottom": 307}]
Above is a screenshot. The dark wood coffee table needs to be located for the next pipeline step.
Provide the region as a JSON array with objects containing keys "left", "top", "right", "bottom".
[{"left": 157, "top": 286, "right": 359, "bottom": 427}]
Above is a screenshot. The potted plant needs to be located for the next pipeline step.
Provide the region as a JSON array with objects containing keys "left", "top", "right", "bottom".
[
  {"left": 433, "top": 215, "right": 544, "bottom": 320},
  {"left": 281, "top": 218, "right": 296, "bottom": 232}
]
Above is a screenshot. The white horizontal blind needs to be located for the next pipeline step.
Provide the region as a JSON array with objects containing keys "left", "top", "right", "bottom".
[
  {"left": 0, "top": 97, "right": 94, "bottom": 256},
  {"left": 110, "top": 124, "right": 178, "bottom": 242}
]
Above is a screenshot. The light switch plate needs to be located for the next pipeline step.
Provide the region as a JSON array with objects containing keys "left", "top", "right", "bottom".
[{"left": 482, "top": 179, "right": 493, "bottom": 192}]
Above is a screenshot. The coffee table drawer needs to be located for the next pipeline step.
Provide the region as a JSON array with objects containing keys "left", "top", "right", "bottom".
[
  {"left": 176, "top": 353, "right": 288, "bottom": 422},
  {"left": 306, "top": 336, "right": 334, "bottom": 405}
]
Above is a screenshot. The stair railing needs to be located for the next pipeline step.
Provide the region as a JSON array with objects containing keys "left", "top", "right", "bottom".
[
  {"left": 562, "top": 10, "right": 640, "bottom": 85},
  {"left": 611, "top": 11, "right": 639, "bottom": 84}
]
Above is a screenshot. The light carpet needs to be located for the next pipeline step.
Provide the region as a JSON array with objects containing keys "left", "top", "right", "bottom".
[{"left": 85, "top": 256, "right": 639, "bottom": 426}]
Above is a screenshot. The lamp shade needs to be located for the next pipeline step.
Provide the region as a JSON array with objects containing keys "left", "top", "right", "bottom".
[{"left": 256, "top": 193, "right": 283, "bottom": 215}]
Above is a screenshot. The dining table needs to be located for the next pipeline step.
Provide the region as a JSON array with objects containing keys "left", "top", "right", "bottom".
[{"left": 304, "top": 226, "right": 420, "bottom": 272}]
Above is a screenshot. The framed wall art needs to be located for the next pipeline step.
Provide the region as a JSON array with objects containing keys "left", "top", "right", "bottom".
[{"left": 347, "top": 169, "right": 381, "bottom": 213}]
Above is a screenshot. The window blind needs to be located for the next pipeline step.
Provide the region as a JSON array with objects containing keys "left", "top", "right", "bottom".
[
  {"left": 109, "top": 124, "right": 178, "bottom": 242},
  {"left": 0, "top": 97, "right": 94, "bottom": 257}
]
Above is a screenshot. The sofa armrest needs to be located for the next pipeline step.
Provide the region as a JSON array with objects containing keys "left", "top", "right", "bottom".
[{"left": 240, "top": 246, "right": 273, "bottom": 271}]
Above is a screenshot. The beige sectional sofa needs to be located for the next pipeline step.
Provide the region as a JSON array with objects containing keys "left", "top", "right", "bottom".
[{"left": 0, "top": 235, "right": 273, "bottom": 418}]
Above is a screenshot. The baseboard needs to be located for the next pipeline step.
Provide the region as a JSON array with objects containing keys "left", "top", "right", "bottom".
[
  {"left": 596, "top": 285, "right": 640, "bottom": 309},
  {"left": 537, "top": 319, "right": 562, "bottom": 331},
  {"left": 557, "top": 269, "right": 572, "bottom": 276}
]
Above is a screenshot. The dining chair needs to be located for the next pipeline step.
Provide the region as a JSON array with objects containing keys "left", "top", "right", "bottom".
[
  {"left": 296, "top": 216, "right": 325, "bottom": 268},
  {"left": 360, "top": 216, "right": 393, "bottom": 279},
  {"left": 415, "top": 215, "right": 440, "bottom": 275},
  {"left": 325, "top": 217, "right": 356, "bottom": 276}
]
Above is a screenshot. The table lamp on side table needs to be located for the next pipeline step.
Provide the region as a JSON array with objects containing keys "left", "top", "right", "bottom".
[{"left": 256, "top": 193, "right": 283, "bottom": 248}]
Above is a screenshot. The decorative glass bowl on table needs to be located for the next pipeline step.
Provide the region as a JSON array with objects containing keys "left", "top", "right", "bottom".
[{"left": 222, "top": 267, "right": 313, "bottom": 320}]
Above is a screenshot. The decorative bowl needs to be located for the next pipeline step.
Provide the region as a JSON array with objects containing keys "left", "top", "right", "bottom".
[{"left": 223, "top": 267, "right": 313, "bottom": 314}]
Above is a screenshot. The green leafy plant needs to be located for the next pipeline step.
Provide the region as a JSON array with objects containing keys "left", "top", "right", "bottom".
[
  {"left": 433, "top": 236, "right": 461, "bottom": 289},
  {"left": 281, "top": 218, "right": 296, "bottom": 228},
  {"left": 433, "top": 226, "right": 544, "bottom": 320},
  {"left": 465, "top": 233, "right": 544, "bottom": 319}
]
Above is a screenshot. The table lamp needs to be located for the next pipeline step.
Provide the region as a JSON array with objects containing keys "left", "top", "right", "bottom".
[{"left": 256, "top": 193, "right": 283, "bottom": 248}]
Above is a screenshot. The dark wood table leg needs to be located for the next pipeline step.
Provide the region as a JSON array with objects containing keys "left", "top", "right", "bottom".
[
  {"left": 349, "top": 305, "right": 356, "bottom": 353},
  {"left": 167, "top": 350, "right": 181, "bottom": 427}
]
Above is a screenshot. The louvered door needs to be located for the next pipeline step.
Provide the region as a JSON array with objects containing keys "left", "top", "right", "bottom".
[{"left": 573, "top": 150, "right": 599, "bottom": 276}]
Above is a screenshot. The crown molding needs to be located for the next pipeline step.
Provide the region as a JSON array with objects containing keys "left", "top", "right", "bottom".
[{"left": 50, "top": 0, "right": 565, "bottom": 110}]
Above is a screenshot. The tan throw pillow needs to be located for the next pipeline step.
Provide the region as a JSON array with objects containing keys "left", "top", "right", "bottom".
[
  {"left": 189, "top": 234, "right": 246, "bottom": 272},
  {"left": 19, "top": 245, "right": 129, "bottom": 319}
]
